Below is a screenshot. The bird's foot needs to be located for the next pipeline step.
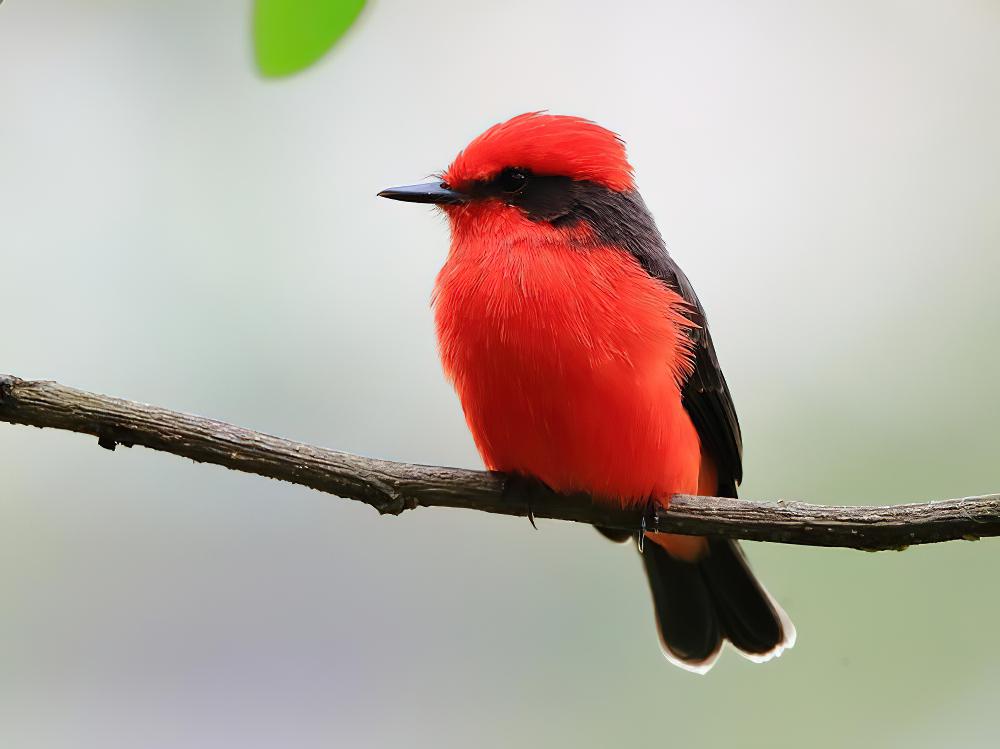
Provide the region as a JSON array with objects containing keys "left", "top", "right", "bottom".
[
  {"left": 638, "top": 497, "right": 659, "bottom": 553},
  {"left": 501, "top": 473, "right": 556, "bottom": 531}
]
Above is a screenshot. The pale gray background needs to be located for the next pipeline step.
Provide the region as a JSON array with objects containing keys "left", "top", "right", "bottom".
[{"left": 2, "top": 1, "right": 999, "bottom": 747}]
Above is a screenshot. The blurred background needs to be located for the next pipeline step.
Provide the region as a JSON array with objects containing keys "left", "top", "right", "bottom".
[{"left": 2, "top": 1, "right": 999, "bottom": 747}]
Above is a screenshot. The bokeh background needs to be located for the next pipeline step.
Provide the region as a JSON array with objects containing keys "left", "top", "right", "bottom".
[{"left": 2, "top": 1, "right": 999, "bottom": 747}]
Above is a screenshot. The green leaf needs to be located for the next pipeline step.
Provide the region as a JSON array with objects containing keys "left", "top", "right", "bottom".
[{"left": 254, "top": 0, "right": 366, "bottom": 78}]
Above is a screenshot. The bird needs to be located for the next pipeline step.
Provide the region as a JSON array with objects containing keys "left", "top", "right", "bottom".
[{"left": 378, "top": 112, "right": 794, "bottom": 673}]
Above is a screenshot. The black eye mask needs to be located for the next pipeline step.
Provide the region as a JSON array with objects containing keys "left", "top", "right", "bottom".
[{"left": 467, "top": 168, "right": 580, "bottom": 222}]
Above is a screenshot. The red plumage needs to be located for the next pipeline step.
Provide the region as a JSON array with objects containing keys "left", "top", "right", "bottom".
[
  {"left": 445, "top": 112, "right": 635, "bottom": 192},
  {"left": 381, "top": 112, "right": 794, "bottom": 673}
]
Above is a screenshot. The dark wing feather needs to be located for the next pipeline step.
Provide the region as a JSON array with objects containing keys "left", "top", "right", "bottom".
[{"left": 648, "top": 257, "right": 743, "bottom": 498}]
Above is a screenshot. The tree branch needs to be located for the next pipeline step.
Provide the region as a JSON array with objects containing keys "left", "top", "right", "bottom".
[{"left": 1, "top": 374, "right": 997, "bottom": 550}]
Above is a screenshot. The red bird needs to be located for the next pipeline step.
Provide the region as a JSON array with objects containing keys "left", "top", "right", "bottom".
[{"left": 379, "top": 113, "right": 794, "bottom": 672}]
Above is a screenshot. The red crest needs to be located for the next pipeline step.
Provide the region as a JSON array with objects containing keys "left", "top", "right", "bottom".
[{"left": 444, "top": 112, "right": 634, "bottom": 192}]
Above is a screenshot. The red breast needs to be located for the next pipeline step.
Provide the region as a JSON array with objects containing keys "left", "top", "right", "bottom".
[{"left": 434, "top": 201, "right": 701, "bottom": 506}]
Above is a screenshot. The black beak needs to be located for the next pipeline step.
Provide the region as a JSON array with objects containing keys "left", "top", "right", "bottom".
[{"left": 377, "top": 181, "right": 468, "bottom": 205}]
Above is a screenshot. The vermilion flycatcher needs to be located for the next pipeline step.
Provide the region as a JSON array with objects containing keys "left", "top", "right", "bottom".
[{"left": 379, "top": 113, "right": 794, "bottom": 672}]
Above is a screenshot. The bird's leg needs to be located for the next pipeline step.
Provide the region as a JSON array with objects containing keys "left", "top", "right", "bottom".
[
  {"left": 501, "top": 473, "right": 555, "bottom": 531},
  {"left": 638, "top": 496, "right": 659, "bottom": 553}
]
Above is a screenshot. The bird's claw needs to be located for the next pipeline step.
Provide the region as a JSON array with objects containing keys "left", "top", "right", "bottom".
[
  {"left": 638, "top": 498, "right": 658, "bottom": 554},
  {"left": 502, "top": 473, "right": 546, "bottom": 532}
]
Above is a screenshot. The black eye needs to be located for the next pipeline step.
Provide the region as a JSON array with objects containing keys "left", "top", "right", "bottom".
[{"left": 497, "top": 168, "right": 529, "bottom": 194}]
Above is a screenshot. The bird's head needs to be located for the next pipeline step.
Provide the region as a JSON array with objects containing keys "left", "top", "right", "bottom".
[{"left": 379, "top": 113, "right": 643, "bottom": 243}]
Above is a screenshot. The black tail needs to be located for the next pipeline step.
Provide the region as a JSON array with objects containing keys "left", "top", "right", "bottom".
[{"left": 641, "top": 538, "right": 794, "bottom": 673}]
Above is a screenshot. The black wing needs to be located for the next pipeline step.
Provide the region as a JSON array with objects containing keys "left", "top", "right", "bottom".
[{"left": 651, "top": 258, "right": 743, "bottom": 498}]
